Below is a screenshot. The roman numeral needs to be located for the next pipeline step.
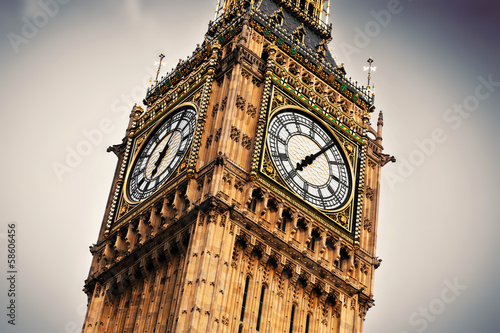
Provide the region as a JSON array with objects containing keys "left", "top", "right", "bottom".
[
  {"left": 327, "top": 185, "right": 335, "bottom": 194},
  {"left": 284, "top": 169, "right": 297, "bottom": 182},
  {"left": 278, "top": 153, "right": 288, "bottom": 161}
]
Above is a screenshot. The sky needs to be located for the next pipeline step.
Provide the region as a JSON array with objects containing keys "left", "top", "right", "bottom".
[{"left": 0, "top": 0, "right": 499, "bottom": 332}]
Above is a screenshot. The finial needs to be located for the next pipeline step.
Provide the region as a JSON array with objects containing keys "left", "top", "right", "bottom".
[
  {"left": 214, "top": 0, "right": 221, "bottom": 21},
  {"left": 154, "top": 53, "right": 165, "bottom": 85},
  {"left": 377, "top": 110, "right": 384, "bottom": 126},
  {"left": 363, "top": 57, "right": 376, "bottom": 88},
  {"left": 326, "top": 0, "right": 331, "bottom": 25}
]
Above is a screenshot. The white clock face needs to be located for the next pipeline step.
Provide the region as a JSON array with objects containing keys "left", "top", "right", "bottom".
[
  {"left": 267, "top": 110, "right": 352, "bottom": 210},
  {"left": 127, "top": 106, "right": 197, "bottom": 202}
]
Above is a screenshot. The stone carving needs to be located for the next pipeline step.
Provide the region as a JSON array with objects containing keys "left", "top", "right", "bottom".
[
  {"left": 246, "top": 104, "right": 257, "bottom": 118},
  {"left": 214, "top": 127, "right": 222, "bottom": 142},
  {"left": 220, "top": 96, "right": 228, "bottom": 112},
  {"left": 241, "top": 134, "right": 252, "bottom": 150},
  {"left": 212, "top": 103, "right": 219, "bottom": 118},
  {"left": 205, "top": 134, "right": 213, "bottom": 149},
  {"left": 236, "top": 95, "right": 246, "bottom": 111},
  {"left": 366, "top": 186, "right": 375, "bottom": 200},
  {"left": 363, "top": 218, "right": 372, "bottom": 232},
  {"left": 230, "top": 126, "right": 240, "bottom": 142}
]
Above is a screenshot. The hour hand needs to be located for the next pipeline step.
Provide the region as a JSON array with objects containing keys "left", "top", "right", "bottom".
[
  {"left": 296, "top": 154, "right": 315, "bottom": 171},
  {"left": 151, "top": 143, "right": 169, "bottom": 177},
  {"left": 296, "top": 141, "right": 335, "bottom": 171}
]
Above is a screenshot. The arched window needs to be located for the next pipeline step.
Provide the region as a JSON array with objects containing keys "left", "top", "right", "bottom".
[
  {"left": 240, "top": 276, "right": 250, "bottom": 322},
  {"left": 249, "top": 197, "right": 257, "bottom": 212},
  {"left": 289, "top": 304, "right": 296, "bottom": 333},
  {"left": 308, "top": 237, "right": 316, "bottom": 252},
  {"left": 256, "top": 285, "right": 266, "bottom": 331},
  {"left": 305, "top": 313, "right": 311, "bottom": 333}
]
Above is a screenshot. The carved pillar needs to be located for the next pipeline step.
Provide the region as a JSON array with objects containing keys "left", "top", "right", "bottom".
[
  {"left": 172, "top": 188, "right": 183, "bottom": 220},
  {"left": 160, "top": 195, "right": 172, "bottom": 228},
  {"left": 332, "top": 238, "right": 342, "bottom": 265},
  {"left": 277, "top": 201, "right": 284, "bottom": 224},
  {"left": 137, "top": 214, "right": 151, "bottom": 246},
  {"left": 150, "top": 205, "right": 161, "bottom": 237},
  {"left": 183, "top": 178, "right": 197, "bottom": 212},
  {"left": 125, "top": 222, "right": 138, "bottom": 253},
  {"left": 348, "top": 249, "right": 356, "bottom": 274},
  {"left": 319, "top": 230, "right": 327, "bottom": 255},
  {"left": 290, "top": 211, "right": 299, "bottom": 235},
  {"left": 103, "top": 240, "right": 116, "bottom": 267},
  {"left": 306, "top": 222, "right": 313, "bottom": 245},
  {"left": 245, "top": 182, "right": 255, "bottom": 205},
  {"left": 261, "top": 191, "right": 270, "bottom": 215},
  {"left": 114, "top": 233, "right": 127, "bottom": 261}
]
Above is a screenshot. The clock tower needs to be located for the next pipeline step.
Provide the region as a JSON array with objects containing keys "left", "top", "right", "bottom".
[{"left": 82, "top": 1, "right": 393, "bottom": 332}]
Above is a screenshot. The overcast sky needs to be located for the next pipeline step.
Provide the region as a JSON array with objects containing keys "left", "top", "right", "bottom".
[{"left": 1, "top": 0, "right": 499, "bottom": 332}]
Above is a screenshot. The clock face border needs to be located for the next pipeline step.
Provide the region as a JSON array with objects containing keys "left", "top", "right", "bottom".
[
  {"left": 255, "top": 82, "right": 366, "bottom": 235},
  {"left": 264, "top": 106, "right": 356, "bottom": 213},
  {"left": 124, "top": 103, "right": 198, "bottom": 203}
]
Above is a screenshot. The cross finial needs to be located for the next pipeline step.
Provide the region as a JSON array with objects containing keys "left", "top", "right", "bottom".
[
  {"left": 154, "top": 53, "right": 165, "bottom": 85},
  {"left": 363, "top": 57, "right": 376, "bottom": 88}
]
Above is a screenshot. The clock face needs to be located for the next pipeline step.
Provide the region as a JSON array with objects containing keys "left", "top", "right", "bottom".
[
  {"left": 267, "top": 110, "right": 352, "bottom": 210},
  {"left": 127, "top": 106, "right": 197, "bottom": 202}
]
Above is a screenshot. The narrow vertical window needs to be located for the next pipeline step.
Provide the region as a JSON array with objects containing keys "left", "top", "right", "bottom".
[
  {"left": 308, "top": 237, "right": 315, "bottom": 251},
  {"left": 280, "top": 218, "right": 287, "bottom": 232},
  {"left": 289, "top": 304, "right": 296, "bottom": 333},
  {"left": 249, "top": 198, "right": 257, "bottom": 212},
  {"left": 305, "top": 314, "right": 310, "bottom": 333},
  {"left": 240, "top": 276, "right": 250, "bottom": 322},
  {"left": 256, "top": 285, "right": 266, "bottom": 331}
]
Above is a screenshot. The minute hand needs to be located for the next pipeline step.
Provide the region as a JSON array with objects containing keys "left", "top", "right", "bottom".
[{"left": 296, "top": 141, "right": 336, "bottom": 171}]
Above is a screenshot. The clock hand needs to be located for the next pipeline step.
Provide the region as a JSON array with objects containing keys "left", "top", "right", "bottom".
[
  {"left": 296, "top": 141, "right": 336, "bottom": 171},
  {"left": 151, "top": 142, "right": 170, "bottom": 177}
]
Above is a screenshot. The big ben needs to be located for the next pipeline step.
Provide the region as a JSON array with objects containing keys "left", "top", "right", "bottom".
[{"left": 82, "top": 0, "right": 392, "bottom": 332}]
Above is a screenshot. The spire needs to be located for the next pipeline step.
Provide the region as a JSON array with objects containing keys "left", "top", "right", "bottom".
[{"left": 376, "top": 110, "right": 384, "bottom": 144}]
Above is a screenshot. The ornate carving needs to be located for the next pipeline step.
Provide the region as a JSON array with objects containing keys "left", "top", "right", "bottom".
[
  {"left": 214, "top": 127, "right": 222, "bottom": 142},
  {"left": 252, "top": 76, "right": 262, "bottom": 87},
  {"left": 234, "top": 179, "right": 245, "bottom": 192},
  {"left": 220, "top": 96, "right": 228, "bottom": 112},
  {"left": 222, "top": 171, "right": 232, "bottom": 185},
  {"left": 363, "top": 218, "right": 372, "bottom": 232},
  {"left": 261, "top": 148, "right": 287, "bottom": 188},
  {"left": 366, "top": 186, "right": 375, "bottom": 200},
  {"left": 212, "top": 103, "right": 219, "bottom": 118},
  {"left": 230, "top": 126, "right": 241, "bottom": 142},
  {"left": 205, "top": 134, "right": 213, "bottom": 149},
  {"left": 252, "top": 31, "right": 262, "bottom": 44},
  {"left": 246, "top": 103, "right": 257, "bottom": 118},
  {"left": 117, "top": 201, "right": 130, "bottom": 219},
  {"left": 236, "top": 95, "right": 246, "bottom": 111},
  {"left": 241, "top": 69, "right": 251, "bottom": 79},
  {"left": 241, "top": 134, "right": 252, "bottom": 150},
  {"left": 350, "top": 298, "right": 356, "bottom": 310}
]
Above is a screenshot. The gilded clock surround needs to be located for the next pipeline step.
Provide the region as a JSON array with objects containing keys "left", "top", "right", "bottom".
[{"left": 257, "top": 87, "right": 363, "bottom": 236}]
